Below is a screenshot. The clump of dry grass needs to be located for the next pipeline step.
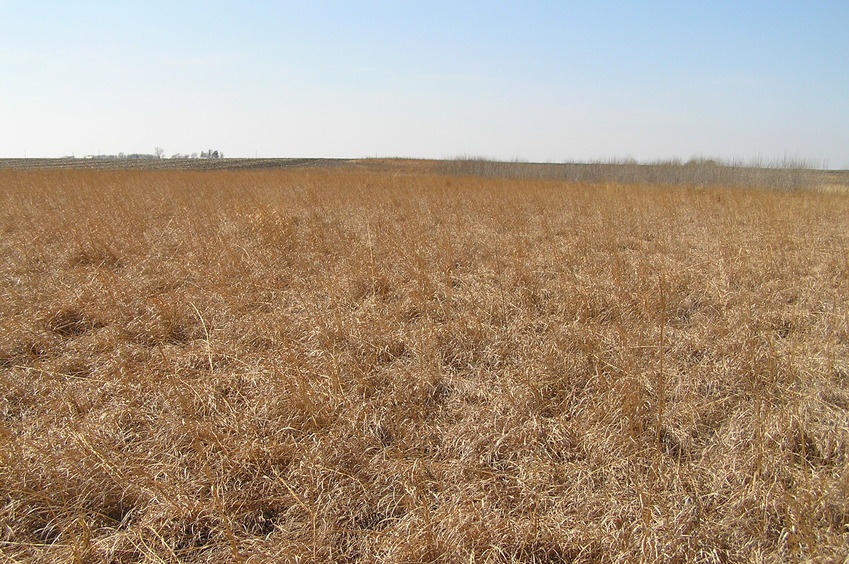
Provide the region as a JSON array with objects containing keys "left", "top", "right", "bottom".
[{"left": 1, "top": 167, "right": 847, "bottom": 562}]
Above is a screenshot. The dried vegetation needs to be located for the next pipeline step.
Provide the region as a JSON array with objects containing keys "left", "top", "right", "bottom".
[{"left": 1, "top": 167, "right": 848, "bottom": 562}]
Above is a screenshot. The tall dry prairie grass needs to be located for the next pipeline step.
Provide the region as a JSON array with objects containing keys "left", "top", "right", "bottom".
[{"left": 1, "top": 167, "right": 848, "bottom": 563}]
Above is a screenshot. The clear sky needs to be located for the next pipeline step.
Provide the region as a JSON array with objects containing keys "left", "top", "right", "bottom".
[{"left": 2, "top": 1, "right": 847, "bottom": 167}]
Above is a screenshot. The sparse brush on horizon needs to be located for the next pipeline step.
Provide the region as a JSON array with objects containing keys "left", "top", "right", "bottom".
[
  {"left": 439, "top": 155, "right": 832, "bottom": 189},
  {"left": 0, "top": 167, "right": 847, "bottom": 562}
]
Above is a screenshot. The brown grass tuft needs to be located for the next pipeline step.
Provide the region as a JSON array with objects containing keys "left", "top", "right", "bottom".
[{"left": 1, "top": 167, "right": 847, "bottom": 562}]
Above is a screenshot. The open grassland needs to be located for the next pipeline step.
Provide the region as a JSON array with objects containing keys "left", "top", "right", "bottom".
[{"left": 1, "top": 168, "right": 848, "bottom": 562}]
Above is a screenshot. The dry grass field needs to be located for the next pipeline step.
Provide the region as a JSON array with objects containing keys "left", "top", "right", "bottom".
[{"left": 1, "top": 167, "right": 848, "bottom": 562}]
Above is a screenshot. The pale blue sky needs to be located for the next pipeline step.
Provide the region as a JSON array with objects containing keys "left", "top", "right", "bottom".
[{"left": 2, "top": 1, "right": 847, "bottom": 166}]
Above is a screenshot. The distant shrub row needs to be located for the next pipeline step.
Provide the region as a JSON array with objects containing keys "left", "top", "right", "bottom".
[{"left": 439, "top": 156, "right": 828, "bottom": 190}]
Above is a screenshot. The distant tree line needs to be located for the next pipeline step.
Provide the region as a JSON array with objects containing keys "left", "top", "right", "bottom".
[
  {"left": 81, "top": 152, "right": 160, "bottom": 160},
  {"left": 81, "top": 148, "right": 224, "bottom": 160},
  {"left": 439, "top": 155, "right": 826, "bottom": 190},
  {"left": 170, "top": 149, "right": 224, "bottom": 159}
]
